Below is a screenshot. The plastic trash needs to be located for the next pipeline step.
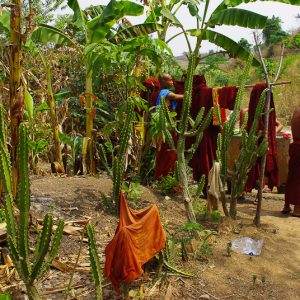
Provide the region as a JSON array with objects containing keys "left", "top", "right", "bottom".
[{"left": 231, "top": 237, "right": 264, "bottom": 256}]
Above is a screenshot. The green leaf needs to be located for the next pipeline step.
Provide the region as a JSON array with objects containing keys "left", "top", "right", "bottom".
[
  {"left": 203, "top": 30, "right": 261, "bottom": 66},
  {"left": 0, "top": 294, "right": 12, "bottom": 300},
  {"left": 109, "top": 23, "right": 163, "bottom": 44},
  {"left": 0, "top": 8, "right": 10, "bottom": 33},
  {"left": 160, "top": 8, "right": 182, "bottom": 27},
  {"left": 24, "top": 88, "right": 34, "bottom": 122},
  {"left": 187, "top": 0, "right": 199, "bottom": 17},
  {"left": 54, "top": 90, "right": 71, "bottom": 101},
  {"left": 35, "top": 102, "right": 50, "bottom": 113},
  {"left": 31, "top": 24, "right": 76, "bottom": 46},
  {"left": 208, "top": 8, "right": 267, "bottom": 29},
  {"left": 67, "top": 0, "right": 87, "bottom": 29},
  {"left": 87, "top": 0, "right": 144, "bottom": 43}
]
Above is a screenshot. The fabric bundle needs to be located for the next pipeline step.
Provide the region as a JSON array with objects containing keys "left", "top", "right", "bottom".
[{"left": 104, "top": 193, "right": 166, "bottom": 292}]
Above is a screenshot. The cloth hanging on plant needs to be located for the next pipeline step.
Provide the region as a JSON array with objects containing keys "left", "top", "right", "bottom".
[
  {"left": 104, "top": 192, "right": 166, "bottom": 292},
  {"left": 212, "top": 87, "right": 227, "bottom": 126}
]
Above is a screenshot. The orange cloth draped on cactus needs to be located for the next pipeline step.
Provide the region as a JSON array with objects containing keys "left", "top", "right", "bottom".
[
  {"left": 104, "top": 193, "right": 166, "bottom": 292},
  {"left": 285, "top": 140, "right": 300, "bottom": 207},
  {"left": 174, "top": 76, "right": 237, "bottom": 188},
  {"left": 245, "top": 83, "right": 279, "bottom": 192}
]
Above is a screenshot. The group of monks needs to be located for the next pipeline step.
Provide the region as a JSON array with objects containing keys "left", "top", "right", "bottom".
[{"left": 141, "top": 73, "right": 300, "bottom": 218}]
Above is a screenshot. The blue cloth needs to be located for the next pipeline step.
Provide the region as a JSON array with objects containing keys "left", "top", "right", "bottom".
[{"left": 156, "top": 89, "right": 177, "bottom": 111}]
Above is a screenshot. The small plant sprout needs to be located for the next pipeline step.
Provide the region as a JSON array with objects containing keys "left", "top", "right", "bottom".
[
  {"left": 226, "top": 242, "right": 232, "bottom": 257},
  {"left": 252, "top": 274, "right": 257, "bottom": 284}
]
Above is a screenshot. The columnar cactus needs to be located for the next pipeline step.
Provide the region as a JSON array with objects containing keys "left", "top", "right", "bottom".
[
  {"left": 229, "top": 91, "right": 268, "bottom": 219},
  {"left": 158, "top": 54, "right": 213, "bottom": 223},
  {"left": 0, "top": 105, "right": 64, "bottom": 300},
  {"left": 87, "top": 223, "right": 102, "bottom": 300}
]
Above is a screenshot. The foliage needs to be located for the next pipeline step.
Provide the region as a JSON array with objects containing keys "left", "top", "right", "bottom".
[
  {"left": 262, "top": 16, "right": 288, "bottom": 45},
  {"left": 257, "top": 59, "right": 279, "bottom": 78},
  {"left": 238, "top": 38, "right": 252, "bottom": 50},
  {"left": 153, "top": 175, "right": 179, "bottom": 195},
  {"left": 0, "top": 105, "right": 64, "bottom": 299},
  {"left": 87, "top": 223, "right": 102, "bottom": 300},
  {"left": 122, "top": 181, "right": 143, "bottom": 205}
]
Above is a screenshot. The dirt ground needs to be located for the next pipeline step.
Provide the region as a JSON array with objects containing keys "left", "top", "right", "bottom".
[{"left": 3, "top": 173, "right": 300, "bottom": 300}]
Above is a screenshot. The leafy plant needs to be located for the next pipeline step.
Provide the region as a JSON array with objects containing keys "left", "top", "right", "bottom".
[
  {"left": 153, "top": 175, "right": 179, "bottom": 195},
  {"left": 122, "top": 181, "right": 143, "bottom": 205},
  {"left": 0, "top": 105, "right": 64, "bottom": 300}
]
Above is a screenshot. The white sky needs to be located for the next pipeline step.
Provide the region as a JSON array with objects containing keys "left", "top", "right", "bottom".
[{"left": 59, "top": 0, "right": 300, "bottom": 56}]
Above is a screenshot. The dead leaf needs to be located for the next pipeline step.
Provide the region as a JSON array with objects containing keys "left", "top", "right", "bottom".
[
  {"left": 165, "top": 283, "right": 173, "bottom": 300},
  {"left": 51, "top": 259, "right": 71, "bottom": 272}
]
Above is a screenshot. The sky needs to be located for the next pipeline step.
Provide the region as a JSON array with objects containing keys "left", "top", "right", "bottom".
[{"left": 59, "top": 0, "right": 300, "bottom": 56}]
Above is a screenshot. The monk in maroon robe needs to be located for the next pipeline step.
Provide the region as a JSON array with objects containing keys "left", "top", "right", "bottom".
[
  {"left": 282, "top": 108, "right": 300, "bottom": 217},
  {"left": 245, "top": 83, "right": 280, "bottom": 192},
  {"left": 174, "top": 76, "right": 237, "bottom": 189}
]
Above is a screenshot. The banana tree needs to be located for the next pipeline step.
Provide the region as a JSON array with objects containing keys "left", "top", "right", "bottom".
[
  {"left": 30, "top": 0, "right": 145, "bottom": 174},
  {"left": 147, "top": 0, "right": 300, "bottom": 65}
]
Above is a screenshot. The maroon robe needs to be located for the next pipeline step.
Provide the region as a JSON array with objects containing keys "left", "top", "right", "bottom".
[
  {"left": 245, "top": 83, "right": 279, "bottom": 192},
  {"left": 141, "top": 78, "right": 160, "bottom": 108},
  {"left": 174, "top": 76, "right": 237, "bottom": 186},
  {"left": 285, "top": 140, "right": 300, "bottom": 206}
]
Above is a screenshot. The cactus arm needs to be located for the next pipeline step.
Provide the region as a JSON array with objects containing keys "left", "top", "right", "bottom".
[
  {"left": 36, "top": 220, "right": 64, "bottom": 280},
  {"left": 163, "top": 128, "right": 176, "bottom": 151},
  {"left": 30, "top": 214, "right": 53, "bottom": 284},
  {"left": 215, "top": 103, "right": 222, "bottom": 129},
  {"left": 17, "top": 124, "right": 31, "bottom": 277},
  {"left": 185, "top": 107, "right": 213, "bottom": 137},
  {"left": 160, "top": 96, "right": 175, "bottom": 128},
  {"left": 192, "top": 107, "right": 205, "bottom": 130},
  {"left": 98, "top": 144, "right": 112, "bottom": 176},
  {"left": 195, "top": 175, "right": 206, "bottom": 198},
  {"left": 87, "top": 223, "right": 102, "bottom": 300},
  {"left": 112, "top": 159, "right": 121, "bottom": 213}
]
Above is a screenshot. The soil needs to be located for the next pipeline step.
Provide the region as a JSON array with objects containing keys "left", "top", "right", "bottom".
[{"left": 2, "top": 172, "right": 300, "bottom": 300}]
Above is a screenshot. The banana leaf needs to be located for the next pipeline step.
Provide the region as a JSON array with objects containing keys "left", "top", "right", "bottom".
[
  {"left": 30, "top": 24, "right": 76, "bottom": 46},
  {"left": 87, "top": 0, "right": 144, "bottom": 43},
  {"left": 201, "top": 30, "right": 261, "bottom": 66},
  {"left": 109, "top": 23, "right": 163, "bottom": 44},
  {"left": 67, "top": 0, "right": 87, "bottom": 29},
  {"left": 208, "top": 8, "right": 267, "bottom": 29}
]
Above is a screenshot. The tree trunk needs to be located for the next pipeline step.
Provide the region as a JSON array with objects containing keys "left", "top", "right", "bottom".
[
  {"left": 45, "top": 62, "right": 63, "bottom": 170},
  {"left": 9, "top": 0, "right": 24, "bottom": 198},
  {"left": 177, "top": 146, "right": 196, "bottom": 223},
  {"left": 85, "top": 69, "right": 95, "bottom": 174}
]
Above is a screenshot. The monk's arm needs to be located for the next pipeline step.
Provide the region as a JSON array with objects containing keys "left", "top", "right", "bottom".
[
  {"left": 276, "top": 119, "right": 283, "bottom": 134},
  {"left": 167, "top": 92, "right": 184, "bottom": 102}
]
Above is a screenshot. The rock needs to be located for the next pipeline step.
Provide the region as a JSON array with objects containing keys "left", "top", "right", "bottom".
[
  {"left": 165, "top": 196, "right": 171, "bottom": 201},
  {"left": 199, "top": 294, "right": 210, "bottom": 299}
]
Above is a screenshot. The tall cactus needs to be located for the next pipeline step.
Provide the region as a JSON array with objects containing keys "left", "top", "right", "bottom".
[
  {"left": 216, "top": 54, "right": 253, "bottom": 216},
  {"left": 0, "top": 105, "right": 64, "bottom": 300},
  {"left": 99, "top": 100, "right": 133, "bottom": 214},
  {"left": 87, "top": 223, "right": 102, "bottom": 300},
  {"left": 158, "top": 54, "right": 213, "bottom": 223},
  {"left": 229, "top": 90, "right": 268, "bottom": 219}
]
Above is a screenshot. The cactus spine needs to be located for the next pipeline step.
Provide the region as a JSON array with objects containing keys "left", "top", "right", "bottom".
[
  {"left": 0, "top": 105, "right": 64, "bottom": 299},
  {"left": 87, "top": 223, "right": 102, "bottom": 300}
]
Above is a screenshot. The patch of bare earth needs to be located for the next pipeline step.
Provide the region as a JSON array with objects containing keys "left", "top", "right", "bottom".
[{"left": 6, "top": 175, "right": 300, "bottom": 299}]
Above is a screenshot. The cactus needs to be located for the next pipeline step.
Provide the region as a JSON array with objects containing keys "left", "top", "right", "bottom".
[
  {"left": 107, "top": 100, "right": 133, "bottom": 214},
  {"left": 87, "top": 223, "right": 102, "bottom": 300},
  {"left": 215, "top": 54, "right": 253, "bottom": 217},
  {"left": 157, "top": 53, "right": 213, "bottom": 223},
  {"left": 98, "top": 144, "right": 112, "bottom": 175},
  {"left": 229, "top": 90, "right": 268, "bottom": 219},
  {"left": 0, "top": 106, "right": 64, "bottom": 299}
]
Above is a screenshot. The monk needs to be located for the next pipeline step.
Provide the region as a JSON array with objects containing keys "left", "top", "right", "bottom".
[
  {"left": 154, "top": 73, "right": 183, "bottom": 179},
  {"left": 282, "top": 108, "right": 300, "bottom": 217}
]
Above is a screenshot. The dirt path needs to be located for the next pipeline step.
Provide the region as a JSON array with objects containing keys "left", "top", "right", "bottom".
[{"left": 12, "top": 175, "right": 299, "bottom": 299}]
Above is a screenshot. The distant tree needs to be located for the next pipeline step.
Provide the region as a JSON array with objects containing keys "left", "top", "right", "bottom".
[
  {"left": 238, "top": 38, "right": 252, "bottom": 50},
  {"left": 262, "top": 16, "right": 288, "bottom": 45}
]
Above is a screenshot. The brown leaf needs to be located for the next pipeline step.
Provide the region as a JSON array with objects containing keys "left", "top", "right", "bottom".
[{"left": 165, "top": 283, "right": 173, "bottom": 300}]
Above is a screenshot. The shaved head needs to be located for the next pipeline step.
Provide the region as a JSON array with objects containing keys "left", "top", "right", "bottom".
[{"left": 159, "top": 73, "right": 173, "bottom": 89}]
